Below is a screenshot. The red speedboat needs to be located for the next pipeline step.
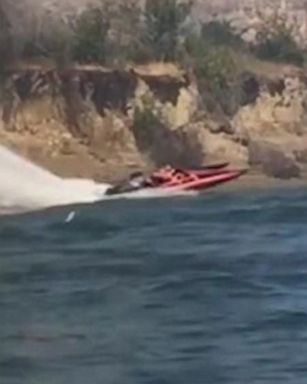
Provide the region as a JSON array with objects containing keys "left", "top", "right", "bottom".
[
  {"left": 105, "top": 164, "right": 247, "bottom": 195},
  {"left": 151, "top": 166, "right": 246, "bottom": 191}
]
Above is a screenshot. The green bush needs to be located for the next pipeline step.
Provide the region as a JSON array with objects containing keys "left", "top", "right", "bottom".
[
  {"left": 0, "top": 6, "right": 14, "bottom": 71},
  {"left": 71, "top": 5, "right": 111, "bottom": 64},
  {"left": 71, "top": 0, "right": 193, "bottom": 64},
  {"left": 201, "top": 20, "right": 244, "bottom": 48},
  {"left": 254, "top": 26, "right": 305, "bottom": 66},
  {"left": 140, "top": 0, "right": 192, "bottom": 62},
  {"left": 199, "top": 47, "right": 241, "bottom": 115},
  {"left": 101, "top": 1, "right": 144, "bottom": 65},
  {"left": 70, "top": 1, "right": 145, "bottom": 65},
  {"left": 183, "top": 30, "right": 242, "bottom": 116}
]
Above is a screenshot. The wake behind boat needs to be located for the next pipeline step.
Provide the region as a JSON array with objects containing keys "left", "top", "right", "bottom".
[{"left": 105, "top": 164, "right": 247, "bottom": 196}]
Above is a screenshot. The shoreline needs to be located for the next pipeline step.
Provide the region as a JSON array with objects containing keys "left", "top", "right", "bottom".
[
  {"left": 14, "top": 152, "right": 307, "bottom": 190},
  {"left": 1, "top": 138, "right": 306, "bottom": 197},
  {"left": 25, "top": 147, "right": 307, "bottom": 189}
]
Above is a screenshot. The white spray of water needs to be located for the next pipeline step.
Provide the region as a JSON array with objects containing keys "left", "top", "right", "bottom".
[
  {"left": 0, "top": 146, "right": 111, "bottom": 213},
  {"left": 104, "top": 187, "right": 197, "bottom": 200},
  {"left": 0, "top": 145, "right": 196, "bottom": 214}
]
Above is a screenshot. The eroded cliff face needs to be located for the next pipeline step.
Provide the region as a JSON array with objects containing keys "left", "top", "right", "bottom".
[
  {"left": 0, "top": 62, "right": 204, "bottom": 180},
  {"left": 1, "top": 61, "right": 307, "bottom": 180},
  {"left": 231, "top": 68, "right": 307, "bottom": 177}
]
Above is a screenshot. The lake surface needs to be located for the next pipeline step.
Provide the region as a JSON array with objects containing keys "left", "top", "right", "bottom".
[{"left": 1, "top": 188, "right": 307, "bottom": 384}]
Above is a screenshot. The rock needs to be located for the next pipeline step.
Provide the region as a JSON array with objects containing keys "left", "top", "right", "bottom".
[
  {"left": 131, "top": 119, "right": 205, "bottom": 168},
  {"left": 248, "top": 140, "right": 301, "bottom": 178},
  {"left": 198, "top": 128, "right": 248, "bottom": 166},
  {"left": 294, "top": 148, "right": 307, "bottom": 164},
  {"left": 239, "top": 72, "right": 260, "bottom": 106},
  {"left": 60, "top": 139, "right": 75, "bottom": 155},
  {"left": 166, "top": 85, "right": 198, "bottom": 129},
  {"left": 232, "top": 73, "right": 307, "bottom": 143},
  {"left": 241, "top": 28, "right": 258, "bottom": 44},
  {"left": 207, "top": 119, "right": 234, "bottom": 135}
]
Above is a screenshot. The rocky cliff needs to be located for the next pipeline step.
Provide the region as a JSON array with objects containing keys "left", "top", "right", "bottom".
[
  {"left": 1, "top": 60, "right": 307, "bottom": 181},
  {"left": 0, "top": 62, "right": 203, "bottom": 181}
]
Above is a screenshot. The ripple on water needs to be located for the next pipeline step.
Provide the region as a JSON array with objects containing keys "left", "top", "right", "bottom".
[{"left": 1, "top": 189, "right": 307, "bottom": 384}]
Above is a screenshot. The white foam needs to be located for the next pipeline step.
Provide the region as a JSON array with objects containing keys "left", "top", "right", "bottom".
[
  {"left": 103, "top": 187, "right": 197, "bottom": 200},
  {"left": 0, "top": 146, "right": 110, "bottom": 213}
]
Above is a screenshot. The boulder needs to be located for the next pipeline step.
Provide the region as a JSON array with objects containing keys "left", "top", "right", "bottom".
[
  {"left": 294, "top": 148, "right": 307, "bottom": 164},
  {"left": 248, "top": 140, "right": 301, "bottom": 178},
  {"left": 199, "top": 128, "right": 248, "bottom": 166},
  {"left": 207, "top": 119, "right": 234, "bottom": 135}
]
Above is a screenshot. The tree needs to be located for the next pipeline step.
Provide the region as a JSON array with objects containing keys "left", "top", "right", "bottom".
[
  {"left": 141, "top": 0, "right": 192, "bottom": 62},
  {"left": 0, "top": 2, "right": 14, "bottom": 70},
  {"left": 201, "top": 20, "right": 244, "bottom": 48},
  {"left": 71, "top": 5, "right": 111, "bottom": 64},
  {"left": 103, "top": 0, "right": 143, "bottom": 65},
  {"left": 254, "top": 24, "right": 305, "bottom": 66}
]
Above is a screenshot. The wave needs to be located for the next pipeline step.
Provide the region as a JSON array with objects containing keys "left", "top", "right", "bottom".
[{"left": 0, "top": 146, "right": 110, "bottom": 213}]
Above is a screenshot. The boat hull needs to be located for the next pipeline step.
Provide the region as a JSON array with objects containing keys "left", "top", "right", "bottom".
[{"left": 160, "top": 170, "right": 247, "bottom": 192}]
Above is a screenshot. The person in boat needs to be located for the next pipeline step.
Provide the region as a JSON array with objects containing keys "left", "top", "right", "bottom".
[
  {"left": 105, "top": 166, "right": 191, "bottom": 195},
  {"left": 150, "top": 165, "right": 174, "bottom": 181},
  {"left": 105, "top": 171, "right": 153, "bottom": 195},
  {"left": 150, "top": 165, "right": 190, "bottom": 184},
  {"left": 128, "top": 171, "right": 152, "bottom": 188}
]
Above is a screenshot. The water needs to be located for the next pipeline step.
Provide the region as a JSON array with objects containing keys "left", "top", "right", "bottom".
[{"left": 1, "top": 187, "right": 307, "bottom": 384}]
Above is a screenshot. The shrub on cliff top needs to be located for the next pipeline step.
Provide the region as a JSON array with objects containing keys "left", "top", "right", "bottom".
[
  {"left": 0, "top": 4, "right": 14, "bottom": 72},
  {"left": 104, "top": 1, "right": 143, "bottom": 65},
  {"left": 197, "top": 47, "right": 242, "bottom": 116},
  {"left": 253, "top": 24, "right": 305, "bottom": 66},
  {"left": 201, "top": 20, "right": 245, "bottom": 49},
  {"left": 20, "top": 21, "right": 73, "bottom": 68},
  {"left": 72, "top": 5, "right": 111, "bottom": 64},
  {"left": 135, "top": 0, "right": 192, "bottom": 62},
  {"left": 70, "top": 0, "right": 192, "bottom": 64},
  {"left": 183, "top": 30, "right": 243, "bottom": 116}
]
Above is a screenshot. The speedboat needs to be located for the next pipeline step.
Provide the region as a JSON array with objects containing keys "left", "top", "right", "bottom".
[{"left": 105, "top": 163, "right": 247, "bottom": 196}]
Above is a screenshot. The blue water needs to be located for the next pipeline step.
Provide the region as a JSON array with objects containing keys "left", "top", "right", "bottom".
[{"left": 1, "top": 188, "right": 307, "bottom": 384}]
